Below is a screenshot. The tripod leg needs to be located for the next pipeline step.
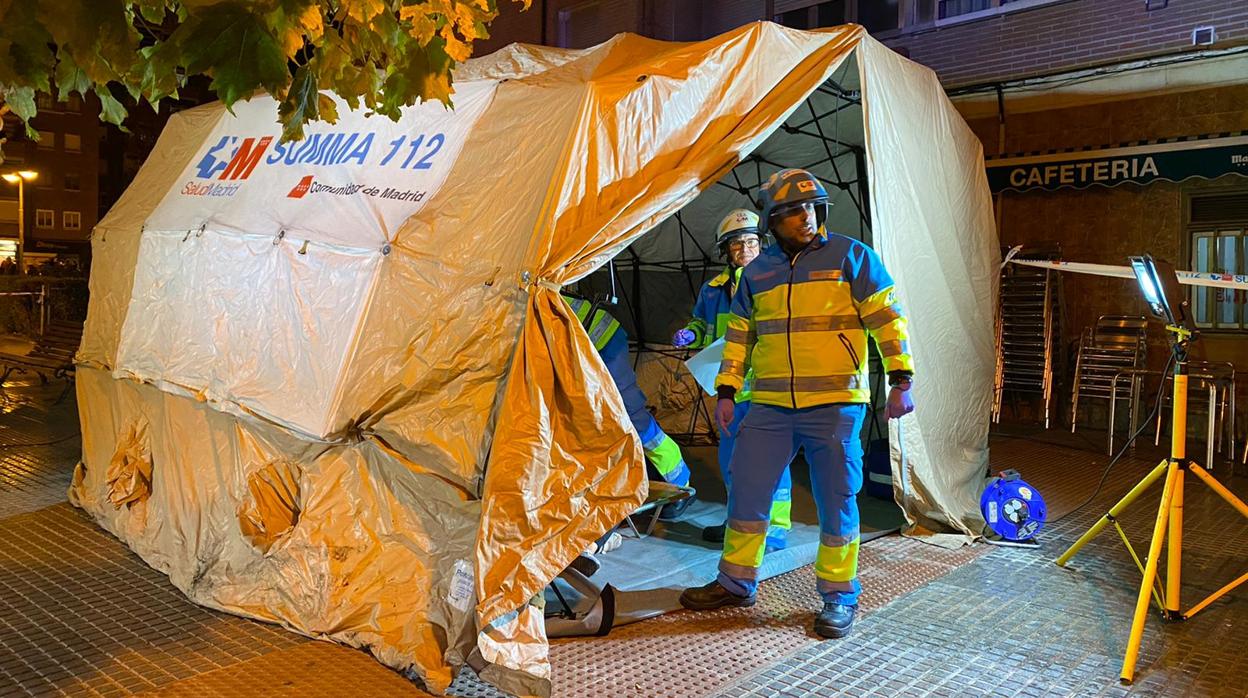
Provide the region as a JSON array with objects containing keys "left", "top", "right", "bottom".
[
  {"left": 1179, "top": 465, "right": 1248, "bottom": 619},
  {"left": 1187, "top": 463, "right": 1248, "bottom": 519},
  {"left": 1165, "top": 469, "right": 1184, "bottom": 618},
  {"left": 1186, "top": 570, "right": 1248, "bottom": 619},
  {"left": 1055, "top": 460, "right": 1169, "bottom": 567},
  {"left": 1121, "top": 460, "right": 1180, "bottom": 684}
]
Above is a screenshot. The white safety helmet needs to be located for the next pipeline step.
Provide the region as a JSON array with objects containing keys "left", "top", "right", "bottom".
[{"left": 716, "top": 209, "right": 761, "bottom": 249}]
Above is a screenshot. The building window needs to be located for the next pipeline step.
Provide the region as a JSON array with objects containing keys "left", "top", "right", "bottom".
[
  {"left": 818, "top": 0, "right": 848, "bottom": 25},
  {"left": 910, "top": 0, "right": 937, "bottom": 23},
  {"left": 35, "top": 209, "right": 55, "bottom": 229},
  {"left": 63, "top": 211, "right": 81, "bottom": 231},
  {"left": 1189, "top": 192, "right": 1248, "bottom": 330},
  {"left": 937, "top": 0, "right": 1064, "bottom": 22},
  {"left": 67, "top": 94, "right": 83, "bottom": 112},
  {"left": 64, "top": 133, "right": 81, "bottom": 152},
  {"left": 776, "top": 0, "right": 847, "bottom": 30},
  {"left": 858, "top": 0, "right": 901, "bottom": 32},
  {"left": 939, "top": 0, "right": 992, "bottom": 18},
  {"left": 64, "top": 173, "right": 81, "bottom": 192},
  {"left": 36, "top": 92, "right": 55, "bottom": 110},
  {"left": 36, "top": 130, "right": 55, "bottom": 149}
]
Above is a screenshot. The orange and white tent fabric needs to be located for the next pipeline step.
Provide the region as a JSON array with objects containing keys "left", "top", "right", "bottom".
[{"left": 72, "top": 22, "right": 997, "bottom": 697}]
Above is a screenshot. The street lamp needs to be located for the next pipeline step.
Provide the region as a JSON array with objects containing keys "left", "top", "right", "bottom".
[{"left": 2, "top": 170, "right": 38, "bottom": 273}]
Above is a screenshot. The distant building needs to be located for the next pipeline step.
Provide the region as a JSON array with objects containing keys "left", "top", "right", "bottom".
[{"left": 1, "top": 91, "right": 100, "bottom": 270}]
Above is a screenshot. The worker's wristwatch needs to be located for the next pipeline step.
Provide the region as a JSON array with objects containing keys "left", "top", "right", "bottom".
[{"left": 889, "top": 374, "right": 913, "bottom": 391}]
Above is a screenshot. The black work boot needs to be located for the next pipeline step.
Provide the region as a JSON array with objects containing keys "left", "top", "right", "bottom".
[
  {"left": 679, "top": 580, "right": 756, "bottom": 611},
  {"left": 701, "top": 522, "right": 726, "bottom": 543},
  {"left": 813, "top": 602, "right": 857, "bottom": 639}
]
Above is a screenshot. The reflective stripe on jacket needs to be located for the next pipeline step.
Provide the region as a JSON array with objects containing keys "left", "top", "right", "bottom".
[
  {"left": 563, "top": 295, "right": 620, "bottom": 351},
  {"left": 715, "top": 233, "right": 913, "bottom": 408}
]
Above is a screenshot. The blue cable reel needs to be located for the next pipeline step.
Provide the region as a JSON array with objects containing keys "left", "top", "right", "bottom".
[{"left": 980, "top": 469, "right": 1047, "bottom": 541}]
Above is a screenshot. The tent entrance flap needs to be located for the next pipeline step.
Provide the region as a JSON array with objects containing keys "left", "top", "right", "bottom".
[{"left": 577, "top": 57, "right": 871, "bottom": 351}]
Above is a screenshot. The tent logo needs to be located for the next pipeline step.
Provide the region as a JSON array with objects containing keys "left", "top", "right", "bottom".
[
  {"left": 194, "top": 136, "right": 274, "bottom": 181},
  {"left": 287, "top": 176, "right": 314, "bottom": 198}
]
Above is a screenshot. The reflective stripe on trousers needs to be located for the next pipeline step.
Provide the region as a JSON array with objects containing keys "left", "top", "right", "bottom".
[{"left": 716, "top": 402, "right": 866, "bottom": 604}]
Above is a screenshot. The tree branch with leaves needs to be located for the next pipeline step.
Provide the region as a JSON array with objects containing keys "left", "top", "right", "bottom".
[{"left": 0, "top": 0, "right": 528, "bottom": 160}]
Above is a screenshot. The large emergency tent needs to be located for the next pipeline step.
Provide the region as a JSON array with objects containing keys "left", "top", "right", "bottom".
[{"left": 71, "top": 22, "right": 997, "bottom": 697}]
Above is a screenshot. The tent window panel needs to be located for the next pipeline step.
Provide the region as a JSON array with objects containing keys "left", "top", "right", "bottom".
[{"left": 113, "top": 229, "right": 382, "bottom": 437}]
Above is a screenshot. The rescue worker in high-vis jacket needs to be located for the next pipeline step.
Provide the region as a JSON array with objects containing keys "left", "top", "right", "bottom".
[
  {"left": 563, "top": 294, "right": 695, "bottom": 519},
  {"left": 678, "top": 169, "right": 915, "bottom": 640},
  {"left": 672, "top": 209, "right": 792, "bottom": 551}
]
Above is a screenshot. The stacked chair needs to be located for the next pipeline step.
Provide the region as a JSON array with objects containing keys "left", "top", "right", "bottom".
[{"left": 994, "top": 247, "right": 1062, "bottom": 427}]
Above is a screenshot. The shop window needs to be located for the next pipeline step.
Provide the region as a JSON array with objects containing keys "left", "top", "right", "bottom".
[
  {"left": 63, "top": 211, "right": 81, "bottom": 230},
  {"left": 35, "top": 209, "right": 55, "bottom": 229},
  {"left": 1189, "top": 192, "right": 1248, "bottom": 331}
]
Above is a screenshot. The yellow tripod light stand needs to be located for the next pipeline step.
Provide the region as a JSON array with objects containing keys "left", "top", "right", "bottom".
[{"left": 1055, "top": 255, "right": 1248, "bottom": 685}]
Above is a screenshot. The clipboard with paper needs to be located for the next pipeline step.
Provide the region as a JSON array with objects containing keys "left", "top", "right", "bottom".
[{"left": 683, "top": 337, "right": 725, "bottom": 396}]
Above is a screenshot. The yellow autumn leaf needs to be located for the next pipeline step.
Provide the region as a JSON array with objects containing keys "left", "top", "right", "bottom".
[
  {"left": 453, "top": 3, "right": 484, "bottom": 40},
  {"left": 421, "top": 69, "right": 453, "bottom": 104},
  {"left": 278, "top": 28, "right": 303, "bottom": 57},
  {"left": 441, "top": 24, "right": 472, "bottom": 62},
  {"left": 298, "top": 4, "right": 324, "bottom": 40},
  {"left": 419, "top": 0, "right": 450, "bottom": 17},
  {"left": 345, "top": 0, "right": 386, "bottom": 24},
  {"left": 399, "top": 6, "right": 439, "bottom": 43},
  {"left": 413, "top": 15, "right": 439, "bottom": 43}
]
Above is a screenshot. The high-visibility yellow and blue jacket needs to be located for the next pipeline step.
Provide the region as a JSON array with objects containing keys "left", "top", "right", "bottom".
[
  {"left": 715, "top": 233, "right": 913, "bottom": 408},
  {"left": 563, "top": 295, "right": 620, "bottom": 351},
  {"left": 683, "top": 266, "right": 755, "bottom": 403},
  {"left": 682, "top": 266, "right": 740, "bottom": 350}
]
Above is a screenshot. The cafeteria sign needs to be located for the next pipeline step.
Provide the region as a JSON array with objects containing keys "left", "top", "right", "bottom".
[{"left": 987, "top": 134, "right": 1248, "bottom": 193}]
